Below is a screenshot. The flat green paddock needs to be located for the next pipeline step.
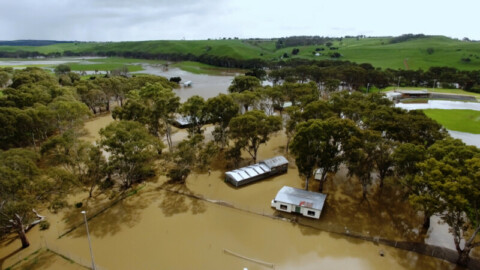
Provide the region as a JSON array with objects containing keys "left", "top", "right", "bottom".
[
  {"left": 66, "top": 62, "right": 143, "bottom": 72},
  {"left": 423, "top": 109, "right": 480, "bottom": 134}
]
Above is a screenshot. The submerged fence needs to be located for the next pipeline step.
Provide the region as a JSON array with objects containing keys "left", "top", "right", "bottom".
[
  {"left": 53, "top": 184, "right": 479, "bottom": 270},
  {"left": 41, "top": 238, "right": 107, "bottom": 270},
  {"left": 159, "top": 187, "right": 480, "bottom": 270}
]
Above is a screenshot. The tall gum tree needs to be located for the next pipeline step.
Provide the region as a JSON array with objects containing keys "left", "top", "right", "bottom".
[
  {"left": 228, "top": 110, "right": 282, "bottom": 164},
  {"left": 290, "top": 118, "right": 360, "bottom": 191},
  {"left": 0, "top": 149, "right": 72, "bottom": 248}
]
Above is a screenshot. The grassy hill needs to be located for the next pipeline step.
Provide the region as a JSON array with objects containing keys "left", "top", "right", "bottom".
[{"left": 1, "top": 36, "right": 480, "bottom": 70}]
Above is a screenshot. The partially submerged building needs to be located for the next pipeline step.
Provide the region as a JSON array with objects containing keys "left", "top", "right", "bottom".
[
  {"left": 271, "top": 186, "right": 327, "bottom": 219},
  {"left": 225, "top": 156, "right": 288, "bottom": 187}
]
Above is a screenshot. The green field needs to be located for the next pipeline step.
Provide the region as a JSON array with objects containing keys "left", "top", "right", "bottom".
[
  {"left": 66, "top": 62, "right": 143, "bottom": 72},
  {"left": 171, "top": 61, "right": 245, "bottom": 75},
  {"left": 1, "top": 36, "right": 480, "bottom": 70},
  {"left": 423, "top": 109, "right": 480, "bottom": 134}
]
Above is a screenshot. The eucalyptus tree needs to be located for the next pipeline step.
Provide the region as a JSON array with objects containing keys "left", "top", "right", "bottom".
[
  {"left": 0, "top": 149, "right": 73, "bottom": 248},
  {"left": 290, "top": 118, "right": 360, "bottom": 191},
  {"left": 205, "top": 94, "right": 239, "bottom": 148},
  {"left": 228, "top": 75, "right": 261, "bottom": 93},
  {"left": 113, "top": 82, "right": 180, "bottom": 151},
  {"left": 180, "top": 95, "right": 206, "bottom": 136},
  {"left": 228, "top": 110, "right": 282, "bottom": 163},
  {"left": 99, "top": 120, "right": 163, "bottom": 188}
]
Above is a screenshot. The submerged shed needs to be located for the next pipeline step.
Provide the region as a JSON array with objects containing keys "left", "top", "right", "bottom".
[
  {"left": 225, "top": 156, "right": 289, "bottom": 187},
  {"left": 271, "top": 186, "right": 327, "bottom": 219}
]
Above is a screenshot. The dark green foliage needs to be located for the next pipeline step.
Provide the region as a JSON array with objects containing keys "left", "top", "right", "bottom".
[
  {"left": 99, "top": 120, "right": 163, "bottom": 188},
  {"left": 54, "top": 64, "right": 71, "bottom": 75},
  {"left": 39, "top": 221, "right": 50, "bottom": 230},
  {"left": 229, "top": 110, "right": 282, "bottom": 163},
  {"left": 169, "top": 76, "right": 182, "bottom": 83},
  {"left": 389, "top": 33, "right": 427, "bottom": 44},
  {"left": 228, "top": 75, "right": 261, "bottom": 93}
]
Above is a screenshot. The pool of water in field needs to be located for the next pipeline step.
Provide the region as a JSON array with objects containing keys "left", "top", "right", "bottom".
[{"left": 132, "top": 65, "right": 236, "bottom": 102}]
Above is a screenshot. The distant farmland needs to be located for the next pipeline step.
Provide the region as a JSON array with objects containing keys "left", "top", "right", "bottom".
[{"left": 1, "top": 35, "right": 480, "bottom": 70}]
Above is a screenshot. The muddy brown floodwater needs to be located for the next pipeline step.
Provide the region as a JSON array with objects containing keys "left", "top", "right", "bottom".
[
  {"left": 0, "top": 105, "right": 465, "bottom": 269},
  {"left": 5, "top": 114, "right": 456, "bottom": 270}
]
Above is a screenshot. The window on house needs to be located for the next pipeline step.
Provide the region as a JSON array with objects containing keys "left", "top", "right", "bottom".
[
  {"left": 307, "top": 210, "right": 315, "bottom": 216},
  {"left": 280, "top": 204, "right": 287, "bottom": 210}
]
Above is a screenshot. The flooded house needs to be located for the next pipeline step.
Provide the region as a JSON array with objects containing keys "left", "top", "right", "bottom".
[
  {"left": 271, "top": 186, "right": 327, "bottom": 219},
  {"left": 224, "top": 156, "right": 288, "bottom": 187}
]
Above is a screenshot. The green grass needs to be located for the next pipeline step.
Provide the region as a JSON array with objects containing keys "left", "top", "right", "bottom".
[
  {"left": 423, "top": 109, "right": 480, "bottom": 134},
  {"left": 171, "top": 61, "right": 245, "bottom": 75},
  {"left": 65, "top": 62, "right": 143, "bottom": 72},
  {"left": 381, "top": 86, "right": 480, "bottom": 99},
  {"left": 1, "top": 36, "right": 480, "bottom": 70}
]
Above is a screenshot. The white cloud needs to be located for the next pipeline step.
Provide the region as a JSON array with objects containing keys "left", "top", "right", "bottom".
[{"left": 0, "top": 0, "right": 479, "bottom": 41}]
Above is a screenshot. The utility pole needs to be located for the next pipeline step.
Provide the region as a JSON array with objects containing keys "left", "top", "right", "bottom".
[{"left": 81, "top": 211, "right": 96, "bottom": 270}]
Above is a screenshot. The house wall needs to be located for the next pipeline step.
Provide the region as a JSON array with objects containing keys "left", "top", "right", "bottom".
[{"left": 271, "top": 201, "right": 320, "bottom": 219}]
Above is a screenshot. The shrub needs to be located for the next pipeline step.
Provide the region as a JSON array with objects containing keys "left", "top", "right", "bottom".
[
  {"left": 39, "top": 220, "right": 50, "bottom": 230},
  {"left": 75, "top": 202, "right": 83, "bottom": 208}
]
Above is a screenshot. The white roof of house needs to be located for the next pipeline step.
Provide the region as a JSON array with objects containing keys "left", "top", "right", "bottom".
[
  {"left": 274, "top": 186, "right": 327, "bottom": 210},
  {"left": 261, "top": 156, "right": 288, "bottom": 168},
  {"left": 225, "top": 164, "right": 271, "bottom": 183}
]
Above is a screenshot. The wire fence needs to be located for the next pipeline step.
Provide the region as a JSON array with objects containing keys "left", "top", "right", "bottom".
[
  {"left": 53, "top": 184, "right": 479, "bottom": 270},
  {"left": 160, "top": 187, "right": 480, "bottom": 269},
  {"left": 41, "top": 238, "right": 107, "bottom": 270}
]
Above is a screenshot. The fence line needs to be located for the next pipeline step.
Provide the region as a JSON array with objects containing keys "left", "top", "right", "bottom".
[
  {"left": 159, "top": 187, "right": 480, "bottom": 269},
  {"left": 224, "top": 249, "right": 275, "bottom": 269},
  {"left": 42, "top": 239, "right": 107, "bottom": 270},
  {"left": 55, "top": 184, "right": 479, "bottom": 270}
]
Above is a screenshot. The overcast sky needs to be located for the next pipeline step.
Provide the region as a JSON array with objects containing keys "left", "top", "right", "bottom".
[{"left": 1, "top": 0, "right": 479, "bottom": 41}]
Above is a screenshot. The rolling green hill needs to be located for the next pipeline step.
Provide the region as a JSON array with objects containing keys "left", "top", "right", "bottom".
[{"left": 1, "top": 36, "right": 480, "bottom": 70}]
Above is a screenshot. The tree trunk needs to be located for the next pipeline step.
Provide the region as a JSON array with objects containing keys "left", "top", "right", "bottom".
[
  {"left": 318, "top": 179, "right": 325, "bottom": 193},
  {"left": 318, "top": 171, "right": 328, "bottom": 193},
  {"left": 14, "top": 215, "right": 30, "bottom": 248},
  {"left": 285, "top": 136, "right": 290, "bottom": 154},
  {"left": 362, "top": 184, "right": 368, "bottom": 200},
  {"left": 18, "top": 229, "right": 30, "bottom": 248},
  {"left": 456, "top": 246, "right": 472, "bottom": 267},
  {"left": 31, "top": 133, "right": 37, "bottom": 152},
  {"left": 305, "top": 176, "right": 309, "bottom": 191},
  {"left": 422, "top": 214, "right": 431, "bottom": 231},
  {"left": 89, "top": 184, "right": 95, "bottom": 198}
]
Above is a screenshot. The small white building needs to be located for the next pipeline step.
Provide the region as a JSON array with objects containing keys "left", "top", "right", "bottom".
[
  {"left": 183, "top": 81, "right": 192, "bottom": 87},
  {"left": 271, "top": 186, "right": 327, "bottom": 219}
]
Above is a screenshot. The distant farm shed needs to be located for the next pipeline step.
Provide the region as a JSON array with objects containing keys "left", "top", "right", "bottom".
[
  {"left": 271, "top": 186, "right": 327, "bottom": 219},
  {"left": 225, "top": 156, "right": 288, "bottom": 187}
]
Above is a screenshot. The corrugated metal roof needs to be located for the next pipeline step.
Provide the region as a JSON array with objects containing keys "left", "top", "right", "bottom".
[
  {"left": 226, "top": 164, "right": 271, "bottom": 183},
  {"left": 261, "top": 156, "right": 288, "bottom": 169},
  {"left": 274, "top": 186, "right": 327, "bottom": 211}
]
